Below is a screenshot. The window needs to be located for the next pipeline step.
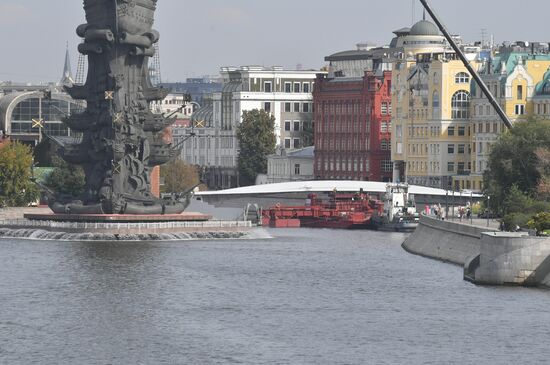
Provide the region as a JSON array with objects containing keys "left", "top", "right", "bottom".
[
  {"left": 458, "top": 144, "right": 465, "bottom": 154},
  {"left": 451, "top": 91, "right": 471, "bottom": 119},
  {"left": 284, "top": 138, "right": 291, "bottom": 149},
  {"left": 448, "top": 144, "right": 455, "bottom": 154},
  {"left": 284, "top": 102, "right": 291, "bottom": 112},
  {"left": 493, "top": 123, "right": 498, "bottom": 133},
  {"left": 458, "top": 162, "right": 465, "bottom": 173},
  {"left": 448, "top": 162, "right": 455, "bottom": 172},
  {"left": 284, "top": 82, "right": 292, "bottom": 93},
  {"left": 284, "top": 121, "right": 291, "bottom": 131},
  {"left": 264, "top": 81, "right": 272, "bottom": 93},
  {"left": 303, "top": 83, "right": 310, "bottom": 93},
  {"left": 455, "top": 72, "right": 470, "bottom": 84},
  {"left": 263, "top": 102, "right": 271, "bottom": 113},
  {"left": 303, "top": 103, "right": 310, "bottom": 113},
  {"left": 380, "top": 122, "right": 388, "bottom": 133},
  {"left": 396, "top": 125, "right": 402, "bottom": 138},
  {"left": 448, "top": 126, "right": 455, "bottom": 136},
  {"left": 293, "top": 121, "right": 300, "bottom": 131},
  {"left": 294, "top": 103, "right": 300, "bottom": 113},
  {"left": 515, "top": 104, "right": 525, "bottom": 115},
  {"left": 381, "top": 139, "right": 390, "bottom": 150},
  {"left": 381, "top": 102, "right": 388, "bottom": 115},
  {"left": 294, "top": 164, "right": 301, "bottom": 175},
  {"left": 293, "top": 82, "right": 301, "bottom": 93},
  {"left": 458, "top": 126, "right": 465, "bottom": 136},
  {"left": 517, "top": 85, "right": 523, "bottom": 100},
  {"left": 432, "top": 91, "right": 440, "bottom": 119},
  {"left": 381, "top": 160, "right": 393, "bottom": 172},
  {"left": 293, "top": 138, "right": 301, "bottom": 149}
]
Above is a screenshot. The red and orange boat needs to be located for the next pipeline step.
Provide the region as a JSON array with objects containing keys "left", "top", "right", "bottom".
[{"left": 262, "top": 190, "right": 383, "bottom": 229}]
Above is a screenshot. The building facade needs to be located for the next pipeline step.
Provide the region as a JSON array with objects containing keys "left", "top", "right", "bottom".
[
  {"left": 455, "top": 47, "right": 550, "bottom": 192},
  {"left": 313, "top": 69, "right": 393, "bottom": 182},
  {"left": 150, "top": 92, "right": 199, "bottom": 117},
  {"left": 266, "top": 146, "right": 315, "bottom": 184},
  {"left": 390, "top": 19, "right": 485, "bottom": 190},
  {"left": 175, "top": 66, "right": 320, "bottom": 189}
]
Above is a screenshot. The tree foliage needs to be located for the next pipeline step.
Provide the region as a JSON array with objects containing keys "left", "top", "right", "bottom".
[
  {"left": 237, "top": 109, "right": 276, "bottom": 186},
  {"left": 44, "top": 157, "right": 86, "bottom": 197},
  {"left": 160, "top": 159, "right": 201, "bottom": 194},
  {"left": 484, "top": 119, "right": 550, "bottom": 214},
  {"left": 0, "top": 142, "right": 40, "bottom": 207},
  {"left": 528, "top": 212, "right": 550, "bottom": 235}
]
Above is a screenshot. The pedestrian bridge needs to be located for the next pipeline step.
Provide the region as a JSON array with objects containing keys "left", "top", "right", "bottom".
[{"left": 196, "top": 181, "right": 482, "bottom": 209}]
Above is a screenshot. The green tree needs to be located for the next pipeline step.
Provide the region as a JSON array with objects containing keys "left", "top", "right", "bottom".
[
  {"left": 237, "top": 109, "right": 276, "bottom": 186},
  {"left": 484, "top": 118, "right": 550, "bottom": 214},
  {"left": 0, "top": 142, "right": 40, "bottom": 206},
  {"left": 528, "top": 212, "right": 550, "bottom": 235},
  {"left": 44, "top": 157, "right": 86, "bottom": 197},
  {"left": 161, "top": 159, "right": 201, "bottom": 193}
]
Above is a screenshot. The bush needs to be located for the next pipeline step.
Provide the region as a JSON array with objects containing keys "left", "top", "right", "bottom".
[
  {"left": 502, "top": 213, "right": 532, "bottom": 231},
  {"left": 528, "top": 212, "right": 550, "bottom": 235}
]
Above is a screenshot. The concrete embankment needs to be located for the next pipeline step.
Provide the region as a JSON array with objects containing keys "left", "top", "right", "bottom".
[
  {"left": 403, "top": 215, "right": 550, "bottom": 287},
  {"left": 402, "top": 215, "right": 496, "bottom": 266}
]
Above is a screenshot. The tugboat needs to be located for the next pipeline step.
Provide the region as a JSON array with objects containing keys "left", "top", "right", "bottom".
[
  {"left": 370, "top": 183, "right": 419, "bottom": 232},
  {"left": 262, "top": 190, "right": 383, "bottom": 229}
]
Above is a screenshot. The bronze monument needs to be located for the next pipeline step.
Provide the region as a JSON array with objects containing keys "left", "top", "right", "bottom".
[{"left": 49, "top": 0, "right": 188, "bottom": 215}]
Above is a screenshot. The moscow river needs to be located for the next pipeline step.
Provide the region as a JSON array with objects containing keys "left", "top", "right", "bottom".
[{"left": 1, "top": 228, "right": 550, "bottom": 364}]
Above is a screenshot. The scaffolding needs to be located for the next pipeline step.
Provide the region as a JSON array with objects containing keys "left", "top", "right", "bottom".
[
  {"left": 75, "top": 53, "right": 87, "bottom": 86},
  {"left": 149, "top": 42, "right": 162, "bottom": 86}
]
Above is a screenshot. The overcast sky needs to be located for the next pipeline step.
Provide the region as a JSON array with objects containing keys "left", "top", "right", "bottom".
[{"left": 1, "top": 0, "right": 547, "bottom": 83}]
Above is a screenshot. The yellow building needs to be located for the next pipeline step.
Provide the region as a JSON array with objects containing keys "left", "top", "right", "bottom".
[
  {"left": 391, "top": 19, "right": 481, "bottom": 189},
  {"left": 457, "top": 50, "right": 550, "bottom": 192}
]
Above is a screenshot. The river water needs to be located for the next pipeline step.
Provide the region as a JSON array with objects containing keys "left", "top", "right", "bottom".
[{"left": 1, "top": 228, "right": 549, "bottom": 364}]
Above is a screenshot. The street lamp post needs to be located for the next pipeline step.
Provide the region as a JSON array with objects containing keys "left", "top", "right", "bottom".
[
  {"left": 470, "top": 190, "right": 473, "bottom": 225},
  {"left": 452, "top": 189, "right": 455, "bottom": 221}
]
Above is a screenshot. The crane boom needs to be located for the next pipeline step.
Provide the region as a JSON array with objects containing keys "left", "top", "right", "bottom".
[{"left": 419, "top": 0, "right": 513, "bottom": 130}]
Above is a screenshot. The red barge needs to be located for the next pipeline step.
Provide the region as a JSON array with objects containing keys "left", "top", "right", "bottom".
[{"left": 262, "top": 190, "right": 383, "bottom": 229}]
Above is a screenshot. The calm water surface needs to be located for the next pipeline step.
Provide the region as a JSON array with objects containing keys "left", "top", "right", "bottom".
[{"left": 1, "top": 229, "right": 549, "bottom": 364}]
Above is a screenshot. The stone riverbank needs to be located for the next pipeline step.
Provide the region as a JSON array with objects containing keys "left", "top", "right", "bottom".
[{"left": 403, "top": 215, "right": 550, "bottom": 287}]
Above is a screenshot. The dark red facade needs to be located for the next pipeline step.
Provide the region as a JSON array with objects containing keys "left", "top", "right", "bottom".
[{"left": 313, "top": 70, "right": 392, "bottom": 182}]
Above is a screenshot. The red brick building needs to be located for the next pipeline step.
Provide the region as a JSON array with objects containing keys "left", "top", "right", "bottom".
[{"left": 313, "top": 70, "right": 393, "bottom": 182}]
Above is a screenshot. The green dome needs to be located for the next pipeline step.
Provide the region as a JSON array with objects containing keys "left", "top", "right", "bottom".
[{"left": 410, "top": 20, "right": 439, "bottom": 36}]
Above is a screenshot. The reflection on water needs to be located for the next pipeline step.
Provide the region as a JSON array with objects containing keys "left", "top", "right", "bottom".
[{"left": 0, "top": 229, "right": 549, "bottom": 364}]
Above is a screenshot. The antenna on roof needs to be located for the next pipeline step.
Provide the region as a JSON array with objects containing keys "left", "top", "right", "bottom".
[{"left": 411, "top": 0, "right": 415, "bottom": 25}]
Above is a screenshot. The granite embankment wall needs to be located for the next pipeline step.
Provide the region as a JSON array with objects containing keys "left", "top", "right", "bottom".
[
  {"left": 403, "top": 215, "right": 550, "bottom": 287},
  {"left": 475, "top": 233, "right": 550, "bottom": 286},
  {"left": 402, "top": 215, "right": 497, "bottom": 266}
]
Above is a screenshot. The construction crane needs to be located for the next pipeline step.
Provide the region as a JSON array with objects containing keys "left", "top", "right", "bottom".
[{"left": 419, "top": 0, "right": 513, "bottom": 130}]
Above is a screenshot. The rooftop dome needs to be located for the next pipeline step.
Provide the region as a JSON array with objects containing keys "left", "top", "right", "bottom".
[{"left": 409, "top": 20, "right": 440, "bottom": 36}]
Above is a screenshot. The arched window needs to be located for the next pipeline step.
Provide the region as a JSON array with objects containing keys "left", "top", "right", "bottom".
[
  {"left": 455, "top": 72, "right": 470, "bottom": 84},
  {"left": 451, "top": 91, "right": 471, "bottom": 119}
]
